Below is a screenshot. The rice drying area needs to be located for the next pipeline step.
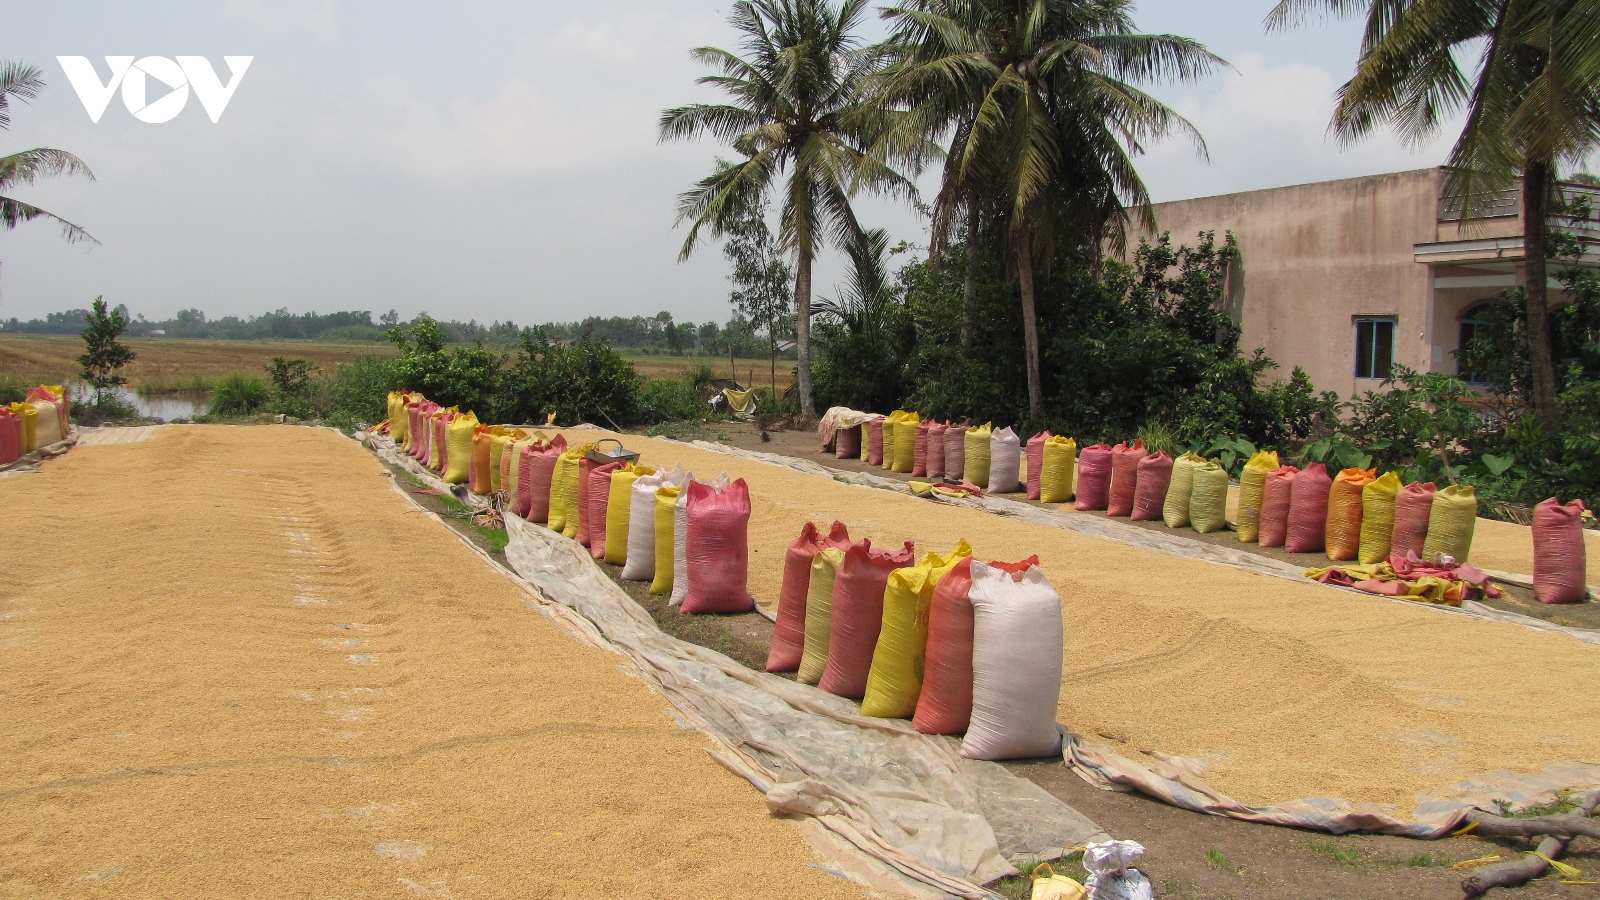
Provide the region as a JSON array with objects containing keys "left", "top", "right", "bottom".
[{"left": 3, "top": 396, "right": 1600, "bottom": 899}]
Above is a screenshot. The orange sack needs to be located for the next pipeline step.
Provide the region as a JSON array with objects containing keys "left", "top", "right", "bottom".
[
  {"left": 1324, "top": 468, "right": 1376, "bottom": 561},
  {"left": 471, "top": 426, "right": 494, "bottom": 494},
  {"left": 1106, "top": 439, "right": 1148, "bottom": 517},
  {"left": 1392, "top": 482, "right": 1437, "bottom": 558}
]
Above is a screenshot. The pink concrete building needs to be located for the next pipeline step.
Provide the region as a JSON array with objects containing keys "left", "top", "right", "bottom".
[{"left": 1143, "top": 167, "right": 1600, "bottom": 399}]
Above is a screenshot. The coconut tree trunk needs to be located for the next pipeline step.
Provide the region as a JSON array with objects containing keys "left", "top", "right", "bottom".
[
  {"left": 1015, "top": 230, "right": 1043, "bottom": 416},
  {"left": 795, "top": 248, "right": 817, "bottom": 417},
  {"left": 1522, "top": 158, "right": 1560, "bottom": 433},
  {"left": 961, "top": 202, "right": 979, "bottom": 349}
]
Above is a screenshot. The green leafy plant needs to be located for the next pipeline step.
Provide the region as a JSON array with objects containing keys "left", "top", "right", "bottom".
[
  {"left": 267, "top": 356, "right": 318, "bottom": 419},
  {"left": 77, "top": 296, "right": 135, "bottom": 406},
  {"left": 208, "top": 373, "right": 269, "bottom": 417}
]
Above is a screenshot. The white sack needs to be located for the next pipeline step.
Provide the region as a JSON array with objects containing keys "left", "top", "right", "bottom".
[
  {"left": 961, "top": 561, "right": 1064, "bottom": 761},
  {"left": 987, "top": 426, "right": 1022, "bottom": 494}
]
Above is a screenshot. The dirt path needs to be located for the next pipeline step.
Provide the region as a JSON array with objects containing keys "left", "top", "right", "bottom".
[{"left": 0, "top": 426, "right": 864, "bottom": 900}]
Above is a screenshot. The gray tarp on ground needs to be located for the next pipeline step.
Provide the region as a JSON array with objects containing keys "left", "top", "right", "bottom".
[
  {"left": 682, "top": 439, "right": 1600, "bottom": 837},
  {"left": 364, "top": 433, "right": 1106, "bottom": 899}
]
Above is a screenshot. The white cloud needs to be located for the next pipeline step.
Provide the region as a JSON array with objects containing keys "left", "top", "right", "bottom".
[{"left": 225, "top": 0, "right": 340, "bottom": 40}]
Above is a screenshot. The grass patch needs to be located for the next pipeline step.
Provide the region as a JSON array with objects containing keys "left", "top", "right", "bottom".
[
  {"left": 1204, "top": 847, "right": 1242, "bottom": 874},
  {"left": 1494, "top": 792, "right": 1578, "bottom": 818},
  {"left": 643, "top": 420, "right": 720, "bottom": 442},
  {"left": 987, "top": 853, "right": 1088, "bottom": 900},
  {"left": 1405, "top": 852, "right": 1448, "bottom": 868},
  {"left": 1304, "top": 838, "right": 1365, "bottom": 867}
]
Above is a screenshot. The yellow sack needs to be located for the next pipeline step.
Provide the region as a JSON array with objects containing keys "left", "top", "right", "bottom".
[
  {"left": 1236, "top": 450, "right": 1280, "bottom": 543},
  {"left": 10, "top": 402, "right": 37, "bottom": 452},
  {"left": 386, "top": 393, "right": 404, "bottom": 444},
  {"left": 1040, "top": 436, "right": 1077, "bottom": 503},
  {"left": 963, "top": 422, "right": 993, "bottom": 486},
  {"left": 1164, "top": 452, "right": 1206, "bottom": 528},
  {"left": 891, "top": 411, "right": 920, "bottom": 473},
  {"left": 1189, "top": 458, "right": 1229, "bottom": 533},
  {"left": 548, "top": 447, "right": 587, "bottom": 537},
  {"left": 1359, "top": 471, "right": 1402, "bottom": 564},
  {"left": 860, "top": 540, "right": 972, "bottom": 718},
  {"left": 649, "top": 485, "right": 681, "bottom": 594},
  {"left": 882, "top": 411, "right": 907, "bottom": 470},
  {"left": 1422, "top": 484, "right": 1478, "bottom": 562},
  {"left": 604, "top": 462, "right": 656, "bottom": 566},
  {"left": 796, "top": 547, "right": 845, "bottom": 685},
  {"left": 488, "top": 426, "right": 513, "bottom": 492},
  {"left": 1030, "top": 863, "right": 1087, "bottom": 900},
  {"left": 441, "top": 411, "right": 477, "bottom": 483}
]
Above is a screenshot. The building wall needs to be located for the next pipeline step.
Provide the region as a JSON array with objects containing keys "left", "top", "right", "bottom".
[{"left": 1142, "top": 168, "right": 1447, "bottom": 399}]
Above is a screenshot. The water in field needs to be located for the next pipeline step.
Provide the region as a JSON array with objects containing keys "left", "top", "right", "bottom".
[{"left": 71, "top": 384, "right": 206, "bottom": 420}]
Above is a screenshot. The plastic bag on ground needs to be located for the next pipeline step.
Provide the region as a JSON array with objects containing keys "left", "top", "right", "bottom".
[
  {"left": 1325, "top": 468, "right": 1376, "bottom": 561},
  {"left": 443, "top": 412, "right": 477, "bottom": 484},
  {"left": 523, "top": 436, "right": 567, "bottom": 524},
  {"left": 867, "top": 417, "right": 887, "bottom": 467},
  {"left": 1358, "top": 472, "right": 1402, "bottom": 564},
  {"left": 680, "top": 478, "right": 757, "bottom": 614},
  {"left": 1106, "top": 440, "right": 1148, "bottom": 517},
  {"left": 892, "top": 411, "right": 920, "bottom": 474},
  {"left": 1041, "top": 436, "right": 1077, "bottom": 504},
  {"left": 588, "top": 461, "right": 623, "bottom": 560},
  {"left": 1162, "top": 452, "right": 1204, "bottom": 528},
  {"left": 1392, "top": 482, "right": 1438, "bottom": 558},
  {"left": 926, "top": 421, "right": 948, "bottom": 480},
  {"left": 913, "top": 418, "right": 931, "bottom": 477},
  {"left": 1259, "top": 465, "right": 1298, "bottom": 547},
  {"left": 1188, "top": 459, "right": 1230, "bottom": 534},
  {"left": 818, "top": 539, "right": 917, "bottom": 699},
  {"left": 796, "top": 548, "right": 847, "bottom": 685},
  {"left": 964, "top": 423, "right": 993, "bottom": 487},
  {"left": 1422, "top": 484, "right": 1478, "bottom": 563},
  {"left": 603, "top": 462, "right": 654, "bottom": 567},
  {"left": 835, "top": 424, "right": 860, "bottom": 459},
  {"left": 988, "top": 426, "right": 1022, "bottom": 494},
  {"left": 1130, "top": 451, "right": 1173, "bottom": 521},
  {"left": 650, "top": 484, "right": 682, "bottom": 594},
  {"left": 1083, "top": 840, "right": 1153, "bottom": 900},
  {"left": 1533, "top": 498, "right": 1589, "bottom": 604},
  {"left": 1026, "top": 431, "right": 1052, "bottom": 501},
  {"left": 1284, "top": 463, "right": 1333, "bottom": 553},
  {"left": 766, "top": 521, "right": 853, "bottom": 672},
  {"left": 914, "top": 555, "right": 1038, "bottom": 735},
  {"left": 1235, "top": 451, "right": 1280, "bottom": 543},
  {"left": 944, "top": 423, "right": 969, "bottom": 481},
  {"left": 961, "top": 561, "right": 1064, "bottom": 761},
  {"left": 1074, "top": 444, "right": 1114, "bottom": 512},
  {"left": 1031, "top": 863, "right": 1087, "bottom": 900},
  {"left": 859, "top": 541, "right": 973, "bottom": 718}
]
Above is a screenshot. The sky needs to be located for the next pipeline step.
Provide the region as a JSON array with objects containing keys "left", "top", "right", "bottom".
[{"left": 0, "top": 1, "right": 1469, "bottom": 326}]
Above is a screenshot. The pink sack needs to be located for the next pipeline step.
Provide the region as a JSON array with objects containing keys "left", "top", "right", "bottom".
[
  {"left": 0, "top": 408, "right": 19, "bottom": 465},
  {"left": 1392, "top": 482, "right": 1437, "bottom": 558},
  {"left": 1131, "top": 451, "right": 1174, "bottom": 521},
  {"left": 1533, "top": 498, "right": 1589, "bottom": 604},
  {"left": 945, "top": 423, "right": 969, "bottom": 480},
  {"left": 1026, "top": 431, "right": 1051, "bottom": 500},
  {"left": 1106, "top": 439, "right": 1148, "bottom": 517},
  {"left": 513, "top": 439, "right": 545, "bottom": 518},
  {"left": 588, "top": 461, "right": 623, "bottom": 560},
  {"left": 817, "top": 538, "right": 916, "bottom": 698},
  {"left": 523, "top": 435, "right": 567, "bottom": 523},
  {"left": 1074, "top": 444, "right": 1114, "bottom": 511},
  {"left": 926, "top": 421, "right": 948, "bottom": 479},
  {"left": 867, "top": 417, "right": 887, "bottom": 467},
  {"left": 767, "top": 521, "right": 853, "bottom": 672},
  {"left": 913, "top": 419, "right": 931, "bottom": 477},
  {"left": 1285, "top": 463, "right": 1333, "bottom": 553},
  {"left": 1259, "top": 465, "right": 1299, "bottom": 547},
  {"left": 835, "top": 425, "right": 861, "bottom": 459},
  {"left": 680, "top": 479, "right": 757, "bottom": 615}
]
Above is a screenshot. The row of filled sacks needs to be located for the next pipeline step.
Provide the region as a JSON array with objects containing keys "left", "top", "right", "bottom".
[
  {"left": 764, "top": 522, "right": 1064, "bottom": 762},
  {"left": 1, "top": 385, "right": 71, "bottom": 465}
]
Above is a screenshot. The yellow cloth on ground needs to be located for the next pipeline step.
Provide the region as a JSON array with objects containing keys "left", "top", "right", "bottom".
[
  {"left": 722, "top": 388, "right": 756, "bottom": 415},
  {"left": 1302, "top": 562, "right": 1480, "bottom": 606},
  {"left": 859, "top": 541, "right": 972, "bottom": 718},
  {"left": 963, "top": 422, "right": 993, "bottom": 486},
  {"left": 650, "top": 485, "right": 681, "bottom": 594},
  {"left": 796, "top": 548, "right": 845, "bottom": 685},
  {"left": 442, "top": 411, "right": 477, "bottom": 484},
  {"left": 1422, "top": 484, "right": 1478, "bottom": 562},
  {"left": 603, "top": 463, "right": 655, "bottom": 566},
  {"left": 1040, "top": 436, "right": 1077, "bottom": 503},
  {"left": 1358, "top": 472, "right": 1403, "bottom": 564},
  {"left": 1236, "top": 450, "right": 1280, "bottom": 543}
]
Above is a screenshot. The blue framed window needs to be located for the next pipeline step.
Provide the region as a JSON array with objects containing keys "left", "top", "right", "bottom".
[{"left": 1355, "top": 317, "right": 1395, "bottom": 379}]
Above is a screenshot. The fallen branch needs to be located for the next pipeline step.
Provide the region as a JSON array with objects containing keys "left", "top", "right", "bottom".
[{"left": 1461, "top": 791, "right": 1600, "bottom": 898}]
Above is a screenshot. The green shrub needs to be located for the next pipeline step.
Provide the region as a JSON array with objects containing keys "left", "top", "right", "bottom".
[
  {"left": 323, "top": 354, "right": 400, "bottom": 426},
  {"left": 497, "top": 328, "right": 641, "bottom": 426},
  {"left": 209, "top": 373, "right": 269, "bottom": 416},
  {"left": 635, "top": 376, "right": 706, "bottom": 423}
]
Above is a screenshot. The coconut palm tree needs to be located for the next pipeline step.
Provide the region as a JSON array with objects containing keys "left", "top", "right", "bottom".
[
  {"left": 660, "top": 0, "right": 920, "bottom": 417},
  {"left": 0, "top": 61, "right": 97, "bottom": 267},
  {"left": 1266, "top": 0, "right": 1600, "bottom": 432},
  {"left": 874, "top": 0, "right": 1224, "bottom": 415}
]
